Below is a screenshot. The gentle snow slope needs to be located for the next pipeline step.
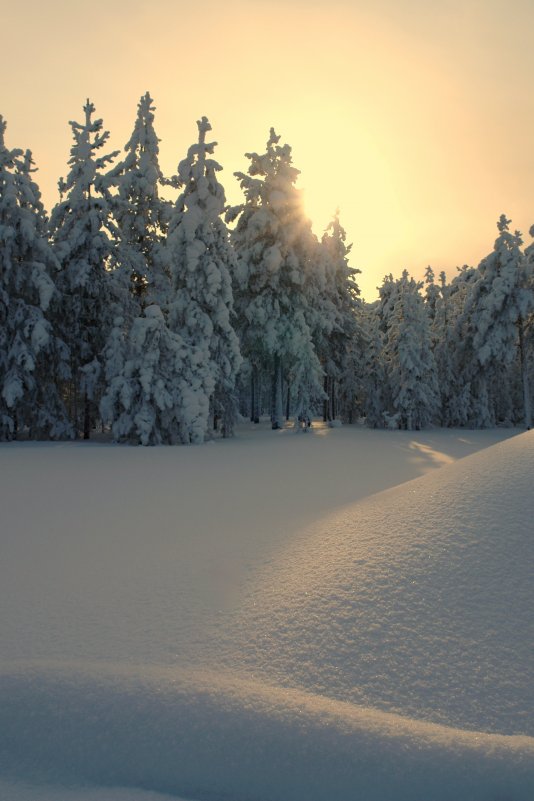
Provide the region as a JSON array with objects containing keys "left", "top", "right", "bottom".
[
  {"left": 1, "top": 425, "right": 512, "bottom": 668},
  {"left": 221, "top": 429, "right": 534, "bottom": 737},
  {"left": 0, "top": 426, "right": 532, "bottom": 801}
]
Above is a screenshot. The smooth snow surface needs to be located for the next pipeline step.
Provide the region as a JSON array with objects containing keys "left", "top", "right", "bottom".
[
  {"left": 1, "top": 423, "right": 532, "bottom": 801},
  {"left": 221, "top": 431, "right": 534, "bottom": 736}
]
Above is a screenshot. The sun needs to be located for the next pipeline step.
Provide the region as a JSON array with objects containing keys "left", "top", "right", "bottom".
[{"left": 286, "top": 117, "right": 405, "bottom": 298}]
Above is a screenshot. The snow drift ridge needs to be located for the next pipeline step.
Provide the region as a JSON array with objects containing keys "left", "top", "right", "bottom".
[
  {"left": 1, "top": 663, "right": 533, "bottom": 801},
  {"left": 220, "top": 430, "right": 534, "bottom": 738}
]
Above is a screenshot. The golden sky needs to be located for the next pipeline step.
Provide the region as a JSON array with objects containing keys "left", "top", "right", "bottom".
[{"left": 3, "top": 0, "right": 534, "bottom": 300}]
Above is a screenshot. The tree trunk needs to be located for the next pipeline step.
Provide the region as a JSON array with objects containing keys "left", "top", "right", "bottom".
[
  {"left": 71, "top": 376, "right": 78, "bottom": 439},
  {"left": 285, "top": 383, "right": 290, "bottom": 421},
  {"left": 332, "top": 378, "right": 336, "bottom": 420},
  {"left": 272, "top": 356, "right": 283, "bottom": 428},
  {"left": 250, "top": 370, "right": 256, "bottom": 422},
  {"left": 83, "top": 393, "right": 91, "bottom": 440}
]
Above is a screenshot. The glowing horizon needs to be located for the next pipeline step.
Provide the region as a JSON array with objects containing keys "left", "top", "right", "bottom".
[{"left": 3, "top": 0, "right": 534, "bottom": 300}]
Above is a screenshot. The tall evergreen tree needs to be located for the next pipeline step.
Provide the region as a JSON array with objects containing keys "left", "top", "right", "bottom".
[
  {"left": 439, "top": 265, "right": 478, "bottom": 426},
  {"left": 383, "top": 271, "right": 440, "bottom": 430},
  {"left": 319, "top": 211, "right": 364, "bottom": 422},
  {"left": 430, "top": 271, "right": 457, "bottom": 426},
  {"left": 0, "top": 118, "right": 71, "bottom": 439},
  {"left": 462, "top": 216, "right": 532, "bottom": 427},
  {"left": 228, "top": 128, "right": 324, "bottom": 427},
  {"left": 522, "top": 226, "right": 534, "bottom": 428},
  {"left": 105, "top": 92, "right": 172, "bottom": 311},
  {"left": 361, "top": 301, "right": 388, "bottom": 428},
  {"left": 100, "top": 93, "right": 195, "bottom": 446},
  {"left": 166, "top": 117, "right": 241, "bottom": 437},
  {"left": 49, "top": 100, "right": 119, "bottom": 438},
  {"left": 363, "top": 273, "right": 402, "bottom": 426}
]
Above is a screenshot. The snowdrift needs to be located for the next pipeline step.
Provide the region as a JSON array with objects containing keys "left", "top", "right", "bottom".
[
  {"left": 1, "top": 429, "right": 533, "bottom": 800},
  {"left": 1, "top": 663, "right": 533, "bottom": 801},
  {"left": 221, "top": 428, "right": 534, "bottom": 738}
]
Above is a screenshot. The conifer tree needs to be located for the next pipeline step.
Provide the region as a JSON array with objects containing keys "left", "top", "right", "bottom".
[
  {"left": 462, "top": 216, "right": 532, "bottom": 427},
  {"left": 383, "top": 271, "right": 440, "bottom": 430},
  {"left": 430, "top": 271, "right": 455, "bottom": 425},
  {"left": 166, "top": 117, "right": 241, "bottom": 437},
  {"left": 440, "top": 265, "right": 478, "bottom": 426},
  {"left": 319, "top": 211, "right": 364, "bottom": 422},
  {"left": 49, "top": 100, "right": 119, "bottom": 438},
  {"left": 364, "top": 273, "right": 401, "bottom": 425},
  {"left": 361, "top": 302, "right": 388, "bottom": 427},
  {"left": 228, "top": 128, "right": 324, "bottom": 427},
  {"left": 0, "top": 118, "right": 71, "bottom": 439},
  {"left": 105, "top": 92, "right": 172, "bottom": 311},
  {"left": 522, "top": 226, "right": 534, "bottom": 428},
  {"left": 100, "top": 305, "right": 213, "bottom": 445}
]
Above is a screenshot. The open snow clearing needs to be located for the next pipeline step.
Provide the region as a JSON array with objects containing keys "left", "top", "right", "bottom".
[{"left": 1, "top": 425, "right": 532, "bottom": 800}]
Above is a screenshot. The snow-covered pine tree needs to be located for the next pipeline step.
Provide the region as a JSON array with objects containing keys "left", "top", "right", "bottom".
[
  {"left": 99, "top": 92, "right": 182, "bottom": 445},
  {"left": 166, "top": 117, "right": 241, "bottom": 438},
  {"left": 100, "top": 306, "right": 213, "bottom": 445},
  {"left": 227, "top": 128, "right": 324, "bottom": 428},
  {"left": 361, "top": 301, "right": 388, "bottom": 428},
  {"left": 422, "top": 267, "right": 464, "bottom": 426},
  {"left": 430, "top": 271, "right": 455, "bottom": 426},
  {"left": 522, "top": 226, "right": 534, "bottom": 428},
  {"left": 362, "top": 273, "right": 402, "bottom": 426},
  {"left": 319, "top": 210, "right": 364, "bottom": 423},
  {"left": 0, "top": 118, "right": 71, "bottom": 439},
  {"left": 462, "top": 216, "right": 532, "bottom": 427},
  {"left": 383, "top": 270, "right": 440, "bottom": 430},
  {"left": 49, "top": 100, "right": 119, "bottom": 439},
  {"left": 439, "top": 264, "right": 479, "bottom": 426},
  {"left": 104, "top": 92, "right": 172, "bottom": 312},
  {"left": 424, "top": 265, "right": 440, "bottom": 322}
]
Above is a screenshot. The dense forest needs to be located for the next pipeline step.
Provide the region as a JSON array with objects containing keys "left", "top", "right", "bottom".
[{"left": 1, "top": 94, "right": 532, "bottom": 444}]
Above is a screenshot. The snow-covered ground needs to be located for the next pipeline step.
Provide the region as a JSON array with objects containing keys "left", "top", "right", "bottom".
[{"left": 1, "top": 422, "right": 532, "bottom": 801}]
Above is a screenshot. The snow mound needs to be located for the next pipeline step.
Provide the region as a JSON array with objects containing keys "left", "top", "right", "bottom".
[
  {"left": 1, "top": 664, "right": 533, "bottom": 801},
  {"left": 221, "top": 429, "right": 534, "bottom": 736}
]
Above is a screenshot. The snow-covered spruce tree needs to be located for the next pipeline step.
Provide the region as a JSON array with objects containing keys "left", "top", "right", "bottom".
[
  {"left": 166, "top": 117, "right": 241, "bottom": 438},
  {"left": 361, "top": 272, "right": 401, "bottom": 427},
  {"left": 100, "top": 306, "right": 213, "bottom": 445},
  {"left": 423, "top": 266, "right": 467, "bottom": 426},
  {"left": 104, "top": 92, "right": 172, "bottom": 312},
  {"left": 424, "top": 265, "right": 456, "bottom": 425},
  {"left": 461, "top": 216, "right": 532, "bottom": 427},
  {"left": 227, "top": 128, "right": 324, "bottom": 427},
  {"left": 439, "top": 264, "right": 479, "bottom": 426},
  {"left": 0, "top": 119, "right": 71, "bottom": 439},
  {"left": 383, "top": 270, "right": 440, "bottom": 430},
  {"left": 318, "top": 210, "right": 365, "bottom": 423},
  {"left": 99, "top": 93, "right": 186, "bottom": 446},
  {"left": 49, "top": 100, "right": 119, "bottom": 439},
  {"left": 430, "top": 271, "right": 458, "bottom": 426},
  {"left": 424, "top": 265, "right": 440, "bottom": 323},
  {"left": 375, "top": 272, "right": 401, "bottom": 342},
  {"left": 522, "top": 226, "right": 534, "bottom": 428},
  {"left": 361, "top": 300, "right": 388, "bottom": 428}
]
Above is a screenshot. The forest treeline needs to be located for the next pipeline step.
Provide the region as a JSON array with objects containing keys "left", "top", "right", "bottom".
[{"left": 1, "top": 94, "right": 532, "bottom": 444}]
